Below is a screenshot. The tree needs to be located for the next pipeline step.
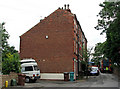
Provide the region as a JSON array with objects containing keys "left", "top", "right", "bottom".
[
  {"left": 1, "top": 23, "right": 20, "bottom": 74},
  {"left": 1, "top": 23, "right": 18, "bottom": 60},
  {"left": 2, "top": 53, "right": 21, "bottom": 74},
  {"left": 92, "top": 42, "right": 105, "bottom": 65},
  {"left": 82, "top": 47, "right": 93, "bottom": 78},
  {"left": 95, "top": 2, "right": 120, "bottom": 67}
]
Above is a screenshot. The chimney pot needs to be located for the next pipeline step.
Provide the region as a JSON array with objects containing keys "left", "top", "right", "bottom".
[
  {"left": 64, "top": 4, "right": 66, "bottom": 10},
  {"left": 67, "top": 4, "right": 69, "bottom": 9}
]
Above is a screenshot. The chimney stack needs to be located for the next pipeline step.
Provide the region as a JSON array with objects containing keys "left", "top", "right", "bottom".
[{"left": 64, "top": 4, "right": 66, "bottom": 10}]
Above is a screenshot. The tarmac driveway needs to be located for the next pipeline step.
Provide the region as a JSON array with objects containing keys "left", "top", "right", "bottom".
[{"left": 5, "top": 73, "right": 119, "bottom": 89}]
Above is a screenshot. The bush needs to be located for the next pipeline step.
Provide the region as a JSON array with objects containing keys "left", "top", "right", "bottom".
[{"left": 2, "top": 53, "right": 21, "bottom": 74}]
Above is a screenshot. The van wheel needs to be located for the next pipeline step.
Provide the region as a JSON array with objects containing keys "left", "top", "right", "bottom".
[{"left": 25, "top": 77, "right": 30, "bottom": 83}]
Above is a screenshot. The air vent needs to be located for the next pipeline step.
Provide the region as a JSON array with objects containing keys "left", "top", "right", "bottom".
[{"left": 45, "top": 36, "right": 48, "bottom": 39}]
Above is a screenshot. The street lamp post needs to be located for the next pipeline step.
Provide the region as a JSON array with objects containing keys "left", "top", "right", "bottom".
[
  {"left": 0, "top": 23, "right": 2, "bottom": 73},
  {"left": 0, "top": 23, "right": 2, "bottom": 89}
]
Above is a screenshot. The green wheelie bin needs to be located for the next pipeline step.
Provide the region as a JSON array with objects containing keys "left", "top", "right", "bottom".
[{"left": 70, "top": 72, "right": 74, "bottom": 81}]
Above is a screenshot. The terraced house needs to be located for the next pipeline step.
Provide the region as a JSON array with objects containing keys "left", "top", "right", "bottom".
[{"left": 20, "top": 5, "right": 87, "bottom": 80}]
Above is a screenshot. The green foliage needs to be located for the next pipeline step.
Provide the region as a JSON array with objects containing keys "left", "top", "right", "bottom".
[
  {"left": 2, "top": 27, "right": 9, "bottom": 50},
  {"left": 1, "top": 23, "right": 18, "bottom": 60},
  {"left": 92, "top": 42, "right": 105, "bottom": 65},
  {"left": 1, "top": 23, "right": 21, "bottom": 74},
  {"left": 81, "top": 60, "right": 86, "bottom": 71},
  {"left": 2, "top": 53, "right": 21, "bottom": 74},
  {"left": 82, "top": 47, "right": 93, "bottom": 63},
  {"left": 2, "top": 46, "right": 18, "bottom": 60},
  {"left": 82, "top": 47, "right": 93, "bottom": 78},
  {"left": 95, "top": 2, "right": 120, "bottom": 67},
  {"left": 95, "top": 2, "right": 120, "bottom": 34}
]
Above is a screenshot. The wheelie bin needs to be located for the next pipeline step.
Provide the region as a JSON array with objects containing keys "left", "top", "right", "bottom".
[
  {"left": 64, "top": 72, "right": 69, "bottom": 81},
  {"left": 11, "top": 79, "right": 17, "bottom": 86},
  {"left": 18, "top": 74, "right": 26, "bottom": 86},
  {"left": 70, "top": 72, "right": 74, "bottom": 81}
]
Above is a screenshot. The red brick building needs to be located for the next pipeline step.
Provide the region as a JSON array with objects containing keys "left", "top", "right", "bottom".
[{"left": 20, "top": 5, "right": 87, "bottom": 80}]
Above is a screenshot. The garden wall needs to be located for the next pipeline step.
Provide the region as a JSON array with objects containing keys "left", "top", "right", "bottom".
[{"left": 2, "top": 72, "right": 18, "bottom": 88}]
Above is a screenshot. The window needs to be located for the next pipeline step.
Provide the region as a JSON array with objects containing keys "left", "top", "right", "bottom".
[
  {"left": 76, "top": 43, "right": 77, "bottom": 54},
  {"left": 34, "top": 66, "right": 39, "bottom": 71},
  {"left": 21, "top": 67, "right": 25, "bottom": 72},
  {"left": 76, "top": 24, "right": 77, "bottom": 29},
  {"left": 74, "top": 40, "right": 76, "bottom": 53},
  {"left": 25, "top": 66, "right": 33, "bottom": 71}
]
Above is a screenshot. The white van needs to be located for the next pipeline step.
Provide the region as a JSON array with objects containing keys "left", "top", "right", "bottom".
[
  {"left": 20, "top": 58, "right": 36, "bottom": 64},
  {"left": 20, "top": 59, "right": 40, "bottom": 83}
]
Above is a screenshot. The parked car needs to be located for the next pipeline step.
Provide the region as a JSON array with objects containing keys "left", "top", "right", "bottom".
[
  {"left": 20, "top": 59, "right": 40, "bottom": 83},
  {"left": 90, "top": 66, "right": 99, "bottom": 76}
]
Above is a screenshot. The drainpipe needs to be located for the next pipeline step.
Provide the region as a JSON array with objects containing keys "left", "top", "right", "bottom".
[{"left": 73, "top": 58, "right": 75, "bottom": 72}]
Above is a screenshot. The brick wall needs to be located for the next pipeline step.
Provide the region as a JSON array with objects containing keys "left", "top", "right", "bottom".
[
  {"left": 2, "top": 72, "right": 18, "bottom": 88},
  {"left": 20, "top": 9, "right": 74, "bottom": 73},
  {"left": 20, "top": 8, "right": 87, "bottom": 74}
]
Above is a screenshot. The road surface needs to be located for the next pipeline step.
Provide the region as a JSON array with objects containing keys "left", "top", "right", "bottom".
[{"left": 6, "top": 72, "right": 119, "bottom": 89}]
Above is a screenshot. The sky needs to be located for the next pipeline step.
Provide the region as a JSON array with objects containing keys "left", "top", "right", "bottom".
[{"left": 0, "top": 0, "right": 106, "bottom": 51}]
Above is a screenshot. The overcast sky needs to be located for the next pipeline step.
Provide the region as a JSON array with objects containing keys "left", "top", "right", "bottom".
[{"left": 0, "top": 0, "right": 106, "bottom": 51}]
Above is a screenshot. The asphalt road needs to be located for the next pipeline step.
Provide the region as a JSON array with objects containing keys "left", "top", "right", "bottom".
[{"left": 6, "top": 72, "right": 119, "bottom": 89}]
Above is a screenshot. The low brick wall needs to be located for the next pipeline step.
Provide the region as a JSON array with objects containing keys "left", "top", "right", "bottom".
[{"left": 2, "top": 72, "right": 18, "bottom": 88}]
